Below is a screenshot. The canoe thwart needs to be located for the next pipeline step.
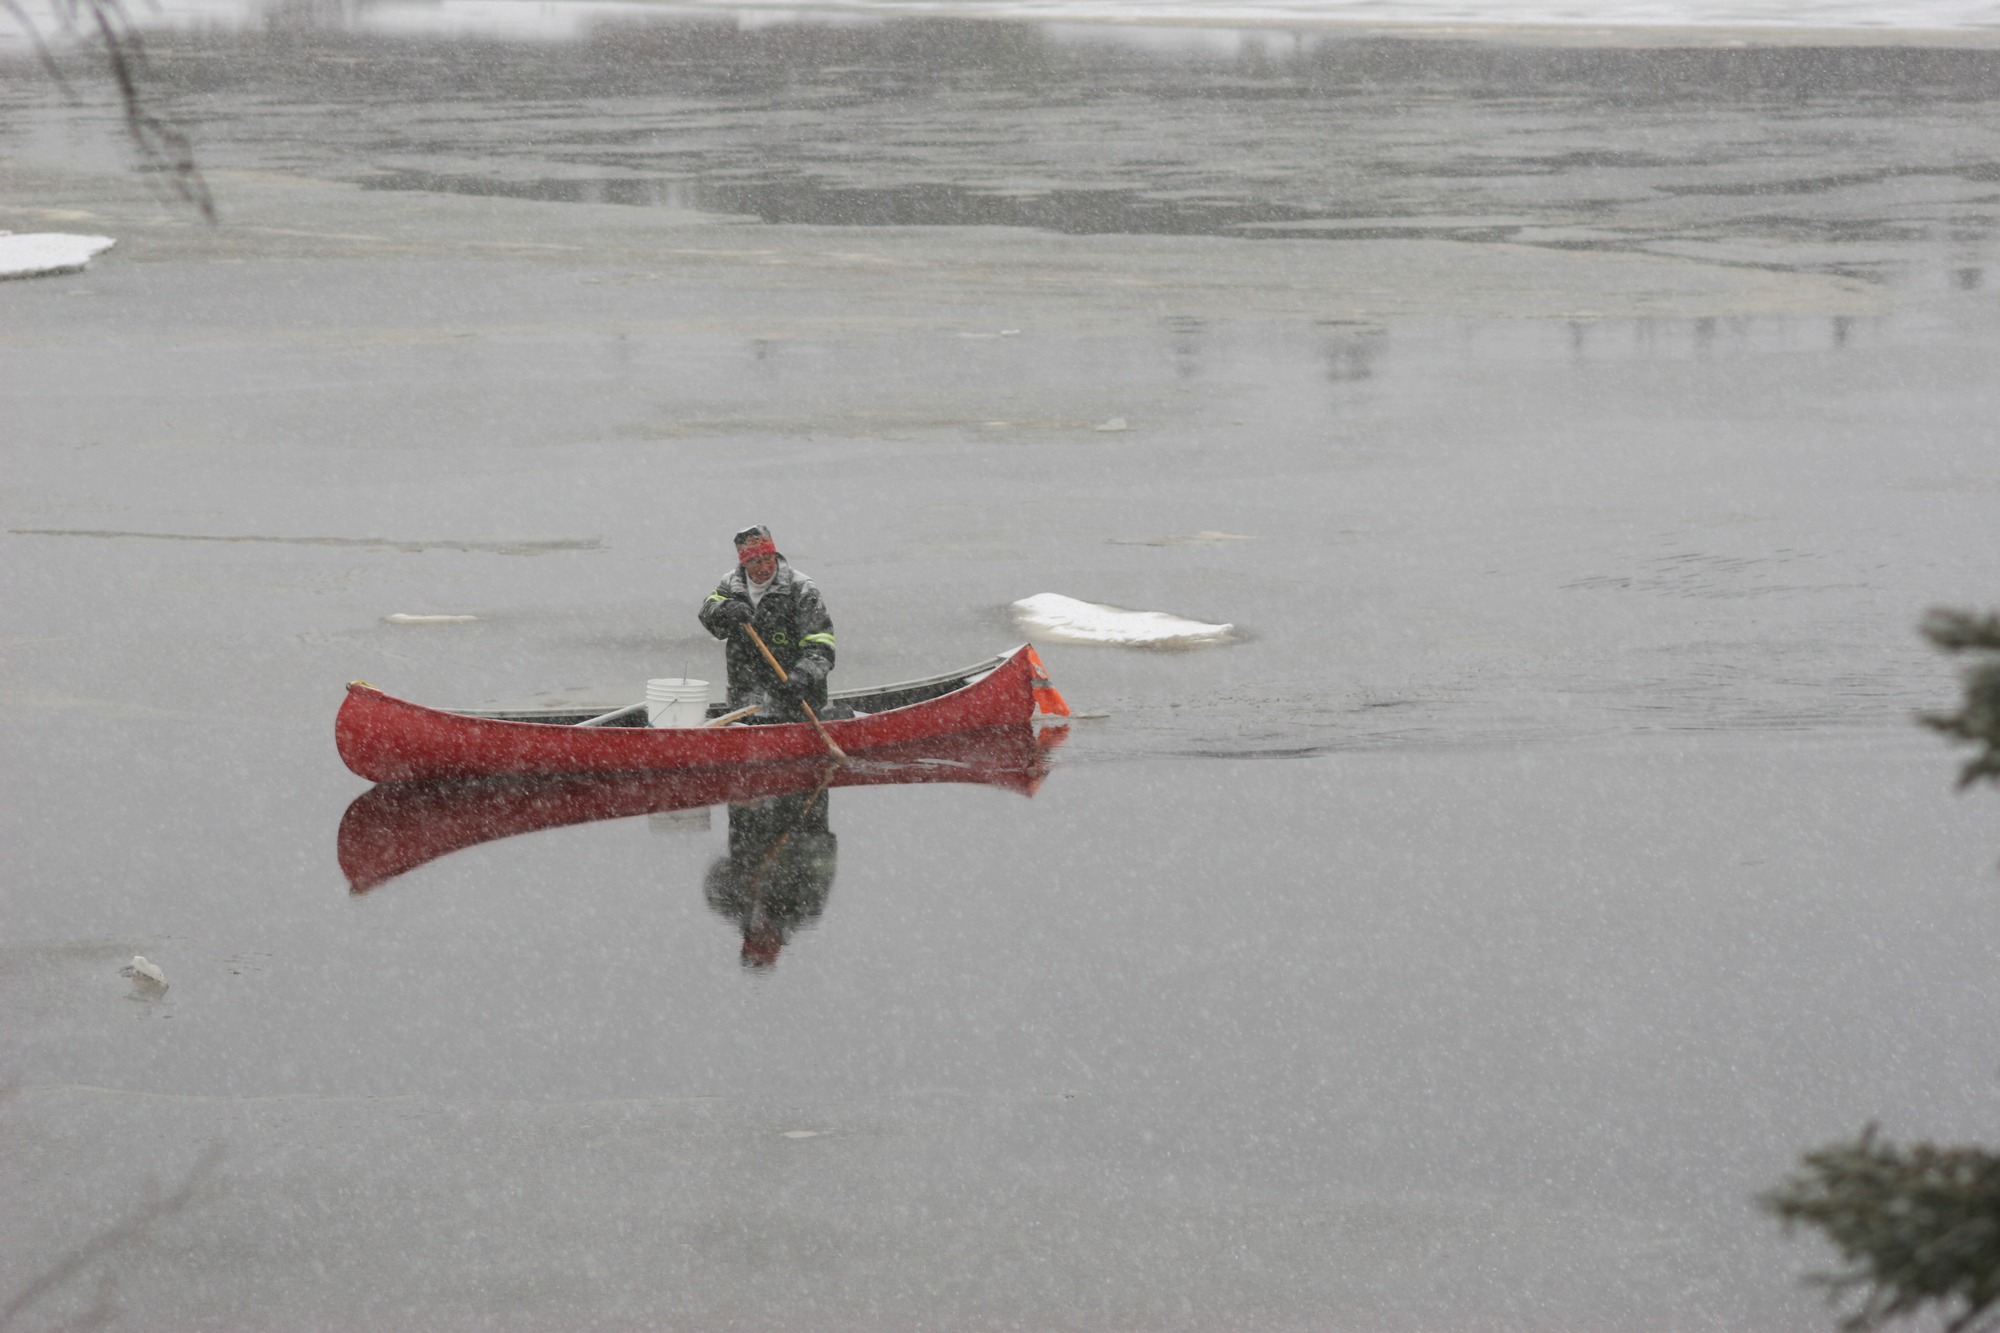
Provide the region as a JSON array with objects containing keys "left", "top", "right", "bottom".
[{"left": 574, "top": 703, "right": 648, "bottom": 728}]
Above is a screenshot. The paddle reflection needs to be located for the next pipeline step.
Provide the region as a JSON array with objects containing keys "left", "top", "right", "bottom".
[{"left": 339, "top": 723, "right": 1065, "bottom": 964}]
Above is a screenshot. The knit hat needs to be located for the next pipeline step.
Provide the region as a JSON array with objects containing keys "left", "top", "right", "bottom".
[{"left": 733, "top": 525, "right": 777, "bottom": 564}]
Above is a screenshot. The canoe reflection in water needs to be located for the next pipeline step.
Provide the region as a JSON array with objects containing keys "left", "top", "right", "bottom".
[{"left": 339, "top": 723, "right": 1066, "bottom": 967}]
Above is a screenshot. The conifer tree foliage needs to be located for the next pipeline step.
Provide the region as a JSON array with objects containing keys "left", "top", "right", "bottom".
[
  {"left": 1763, "top": 1129, "right": 2000, "bottom": 1333},
  {"left": 1762, "top": 610, "right": 2000, "bottom": 1332},
  {"left": 1921, "top": 609, "right": 2000, "bottom": 788}
]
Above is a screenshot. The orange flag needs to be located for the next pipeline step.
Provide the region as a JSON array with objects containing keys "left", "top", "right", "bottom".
[{"left": 1025, "top": 645, "right": 1071, "bottom": 717}]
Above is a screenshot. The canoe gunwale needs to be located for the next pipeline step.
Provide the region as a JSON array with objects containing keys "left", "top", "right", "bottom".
[{"left": 443, "top": 653, "right": 1011, "bottom": 725}]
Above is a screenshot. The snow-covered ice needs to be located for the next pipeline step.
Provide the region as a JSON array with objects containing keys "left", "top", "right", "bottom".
[
  {"left": 119, "top": 955, "right": 168, "bottom": 991},
  {"left": 0, "top": 232, "right": 115, "bottom": 279},
  {"left": 1107, "top": 531, "right": 1258, "bottom": 547},
  {"left": 1012, "top": 592, "right": 1234, "bottom": 648}
]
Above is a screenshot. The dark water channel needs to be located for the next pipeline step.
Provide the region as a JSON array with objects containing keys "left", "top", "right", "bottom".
[
  {"left": 4, "top": 12, "right": 2000, "bottom": 1332},
  {"left": 18, "top": 17, "right": 2000, "bottom": 267}
]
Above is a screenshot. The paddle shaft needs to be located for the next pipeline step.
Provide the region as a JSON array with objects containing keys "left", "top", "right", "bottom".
[{"left": 741, "top": 624, "right": 846, "bottom": 761}]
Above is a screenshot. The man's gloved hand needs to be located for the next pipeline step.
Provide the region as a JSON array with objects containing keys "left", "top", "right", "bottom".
[
  {"left": 776, "top": 658, "right": 825, "bottom": 702},
  {"left": 716, "top": 600, "right": 753, "bottom": 626}
]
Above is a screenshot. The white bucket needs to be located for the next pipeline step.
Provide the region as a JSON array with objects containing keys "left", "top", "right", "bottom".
[{"left": 645, "top": 678, "right": 710, "bottom": 728}]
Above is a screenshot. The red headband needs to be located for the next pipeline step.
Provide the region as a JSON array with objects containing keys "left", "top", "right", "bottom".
[{"left": 736, "top": 537, "right": 777, "bottom": 564}]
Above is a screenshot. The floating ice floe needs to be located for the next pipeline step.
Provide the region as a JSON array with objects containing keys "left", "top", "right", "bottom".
[
  {"left": 1107, "top": 530, "right": 1257, "bottom": 547},
  {"left": 1012, "top": 592, "right": 1233, "bottom": 648},
  {"left": 119, "top": 955, "right": 167, "bottom": 993},
  {"left": 0, "top": 232, "right": 115, "bottom": 280},
  {"left": 384, "top": 613, "right": 479, "bottom": 624}
]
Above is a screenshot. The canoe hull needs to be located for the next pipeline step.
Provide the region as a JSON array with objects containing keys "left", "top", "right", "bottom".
[{"left": 336, "top": 645, "right": 1042, "bottom": 782}]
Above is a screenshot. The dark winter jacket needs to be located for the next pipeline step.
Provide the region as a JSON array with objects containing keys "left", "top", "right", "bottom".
[{"left": 697, "top": 557, "right": 836, "bottom": 716}]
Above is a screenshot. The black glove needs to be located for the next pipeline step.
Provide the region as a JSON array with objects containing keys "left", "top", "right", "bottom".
[
  {"left": 716, "top": 600, "right": 753, "bottom": 626},
  {"left": 777, "top": 659, "right": 824, "bottom": 702}
]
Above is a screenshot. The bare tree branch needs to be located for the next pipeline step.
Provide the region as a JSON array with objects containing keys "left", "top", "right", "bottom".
[
  {"left": 0, "top": 1143, "right": 224, "bottom": 1332},
  {"left": 0, "top": 0, "right": 79, "bottom": 96},
  {"left": 6, "top": 0, "right": 214, "bottom": 219}
]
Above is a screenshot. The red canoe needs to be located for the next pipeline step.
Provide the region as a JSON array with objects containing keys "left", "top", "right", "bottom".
[
  {"left": 339, "top": 722, "right": 1065, "bottom": 893},
  {"left": 336, "top": 644, "right": 1068, "bottom": 783}
]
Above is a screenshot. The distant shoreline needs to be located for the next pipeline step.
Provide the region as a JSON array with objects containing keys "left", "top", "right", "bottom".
[
  {"left": 1032, "top": 17, "right": 2000, "bottom": 46},
  {"left": 8, "top": 0, "right": 2000, "bottom": 56}
]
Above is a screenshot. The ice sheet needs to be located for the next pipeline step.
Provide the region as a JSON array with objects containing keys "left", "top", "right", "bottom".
[
  {"left": 0, "top": 233, "right": 115, "bottom": 280},
  {"left": 1012, "top": 592, "right": 1234, "bottom": 648}
]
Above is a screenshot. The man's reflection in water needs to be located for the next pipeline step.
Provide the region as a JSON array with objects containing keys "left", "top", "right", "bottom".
[{"left": 703, "top": 785, "right": 837, "bottom": 971}]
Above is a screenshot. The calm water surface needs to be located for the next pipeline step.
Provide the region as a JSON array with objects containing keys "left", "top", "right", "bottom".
[{"left": 4, "top": 15, "right": 2000, "bottom": 1332}]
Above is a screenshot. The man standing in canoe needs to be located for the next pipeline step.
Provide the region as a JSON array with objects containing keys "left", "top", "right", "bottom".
[{"left": 698, "top": 525, "right": 836, "bottom": 722}]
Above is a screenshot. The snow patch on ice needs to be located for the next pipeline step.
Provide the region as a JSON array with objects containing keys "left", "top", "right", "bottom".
[
  {"left": 1107, "top": 530, "right": 1258, "bottom": 547},
  {"left": 1012, "top": 592, "right": 1233, "bottom": 648},
  {"left": 119, "top": 955, "right": 168, "bottom": 994},
  {"left": 0, "top": 232, "right": 115, "bottom": 280}
]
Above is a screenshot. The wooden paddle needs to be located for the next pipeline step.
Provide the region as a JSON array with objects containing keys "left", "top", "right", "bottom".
[{"left": 742, "top": 624, "right": 845, "bottom": 761}]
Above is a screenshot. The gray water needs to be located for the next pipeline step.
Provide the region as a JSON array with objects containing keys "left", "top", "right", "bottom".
[{"left": 4, "top": 17, "right": 2000, "bottom": 1332}]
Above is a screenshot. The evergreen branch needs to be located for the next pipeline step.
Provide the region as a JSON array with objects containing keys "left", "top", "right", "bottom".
[
  {"left": 1918, "top": 608, "right": 2000, "bottom": 788},
  {"left": 1762, "top": 1126, "right": 2000, "bottom": 1333}
]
